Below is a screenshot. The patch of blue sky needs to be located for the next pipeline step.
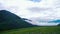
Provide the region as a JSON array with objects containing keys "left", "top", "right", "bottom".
[{"left": 29, "top": 0, "right": 41, "bottom": 2}]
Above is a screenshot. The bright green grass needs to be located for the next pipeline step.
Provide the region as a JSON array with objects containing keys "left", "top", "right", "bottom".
[{"left": 0, "top": 26, "right": 60, "bottom": 34}]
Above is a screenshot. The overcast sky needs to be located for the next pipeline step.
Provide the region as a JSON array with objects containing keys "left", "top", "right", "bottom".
[{"left": 0, "top": 0, "right": 60, "bottom": 26}]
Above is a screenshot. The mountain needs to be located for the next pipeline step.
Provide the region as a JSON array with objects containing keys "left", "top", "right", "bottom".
[
  {"left": 48, "top": 19, "right": 60, "bottom": 23},
  {"left": 58, "top": 24, "right": 60, "bottom": 26},
  {"left": 0, "top": 10, "right": 37, "bottom": 31}
]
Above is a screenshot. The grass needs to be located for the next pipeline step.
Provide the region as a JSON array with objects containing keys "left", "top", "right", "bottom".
[{"left": 0, "top": 26, "right": 60, "bottom": 34}]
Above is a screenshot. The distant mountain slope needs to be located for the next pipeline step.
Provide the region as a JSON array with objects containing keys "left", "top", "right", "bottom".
[
  {"left": 58, "top": 24, "right": 60, "bottom": 26},
  {"left": 0, "top": 10, "right": 37, "bottom": 31},
  {"left": 49, "top": 19, "right": 60, "bottom": 23}
]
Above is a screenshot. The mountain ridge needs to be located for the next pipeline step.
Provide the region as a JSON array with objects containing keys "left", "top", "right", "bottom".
[{"left": 0, "top": 10, "right": 37, "bottom": 31}]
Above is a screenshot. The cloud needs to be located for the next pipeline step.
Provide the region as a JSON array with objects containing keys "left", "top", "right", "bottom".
[
  {"left": 0, "top": 0, "right": 60, "bottom": 26},
  {"left": 25, "top": 20, "right": 59, "bottom": 26}
]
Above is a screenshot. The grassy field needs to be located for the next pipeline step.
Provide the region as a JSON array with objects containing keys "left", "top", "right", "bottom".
[{"left": 0, "top": 26, "right": 60, "bottom": 34}]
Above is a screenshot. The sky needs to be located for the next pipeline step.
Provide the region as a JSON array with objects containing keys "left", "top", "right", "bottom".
[
  {"left": 0, "top": 0, "right": 60, "bottom": 26},
  {"left": 29, "top": 0, "right": 41, "bottom": 2}
]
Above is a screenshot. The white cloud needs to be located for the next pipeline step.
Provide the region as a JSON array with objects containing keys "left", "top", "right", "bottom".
[
  {"left": 25, "top": 20, "right": 59, "bottom": 26},
  {"left": 0, "top": 0, "right": 60, "bottom": 26}
]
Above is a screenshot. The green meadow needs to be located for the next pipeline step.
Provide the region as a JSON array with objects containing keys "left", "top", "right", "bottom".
[{"left": 0, "top": 26, "right": 60, "bottom": 34}]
